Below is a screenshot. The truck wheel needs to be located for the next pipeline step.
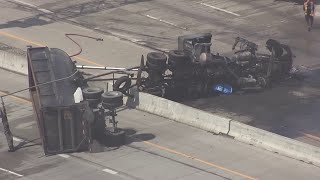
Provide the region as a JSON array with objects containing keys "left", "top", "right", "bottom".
[
  {"left": 82, "top": 87, "right": 104, "bottom": 99},
  {"left": 86, "top": 98, "right": 100, "bottom": 108},
  {"left": 101, "top": 91, "right": 123, "bottom": 104},
  {"left": 147, "top": 52, "right": 167, "bottom": 66},
  {"left": 168, "top": 50, "right": 189, "bottom": 68},
  {"left": 113, "top": 76, "right": 131, "bottom": 92},
  {"left": 104, "top": 128, "right": 126, "bottom": 147},
  {"left": 102, "top": 101, "right": 124, "bottom": 109},
  {"left": 146, "top": 60, "right": 166, "bottom": 71},
  {"left": 168, "top": 50, "right": 187, "bottom": 62}
]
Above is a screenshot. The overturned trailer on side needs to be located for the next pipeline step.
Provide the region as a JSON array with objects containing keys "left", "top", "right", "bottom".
[
  {"left": 1, "top": 33, "right": 295, "bottom": 154},
  {"left": 27, "top": 47, "right": 129, "bottom": 155}
]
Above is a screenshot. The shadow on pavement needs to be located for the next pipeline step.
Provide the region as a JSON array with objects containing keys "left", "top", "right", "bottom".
[
  {"left": 0, "top": 0, "right": 151, "bottom": 29},
  {"left": 0, "top": 15, "right": 52, "bottom": 29},
  {"left": 15, "top": 138, "right": 41, "bottom": 151},
  {"left": 184, "top": 68, "right": 320, "bottom": 143},
  {"left": 123, "top": 128, "right": 156, "bottom": 144},
  {"left": 89, "top": 128, "right": 156, "bottom": 153}
]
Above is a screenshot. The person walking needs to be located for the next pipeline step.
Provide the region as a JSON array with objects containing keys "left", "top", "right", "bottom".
[{"left": 303, "top": 0, "right": 315, "bottom": 31}]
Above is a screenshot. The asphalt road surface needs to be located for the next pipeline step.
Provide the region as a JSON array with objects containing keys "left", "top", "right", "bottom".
[
  {"left": 0, "top": 0, "right": 320, "bottom": 179},
  {"left": 0, "top": 134, "right": 123, "bottom": 180},
  {"left": 1, "top": 0, "right": 319, "bottom": 147},
  {"left": 1, "top": 68, "right": 320, "bottom": 180}
]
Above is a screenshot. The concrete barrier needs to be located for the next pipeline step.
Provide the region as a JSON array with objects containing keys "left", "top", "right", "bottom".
[
  {"left": 0, "top": 44, "right": 28, "bottom": 75},
  {"left": 125, "top": 89, "right": 230, "bottom": 135},
  {"left": 229, "top": 121, "right": 320, "bottom": 166},
  {"left": 122, "top": 88, "right": 320, "bottom": 167},
  {"left": 2, "top": 47, "right": 320, "bottom": 167}
]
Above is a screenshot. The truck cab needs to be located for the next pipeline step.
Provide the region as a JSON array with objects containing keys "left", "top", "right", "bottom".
[{"left": 178, "top": 33, "right": 213, "bottom": 64}]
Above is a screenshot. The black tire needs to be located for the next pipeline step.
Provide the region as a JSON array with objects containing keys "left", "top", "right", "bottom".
[
  {"left": 82, "top": 87, "right": 104, "bottom": 99},
  {"left": 168, "top": 50, "right": 187, "bottom": 62},
  {"left": 101, "top": 91, "right": 123, "bottom": 104},
  {"left": 104, "top": 128, "right": 126, "bottom": 147},
  {"left": 86, "top": 98, "right": 100, "bottom": 108},
  {"left": 102, "top": 101, "right": 123, "bottom": 109},
  {"left": 168, "top": 50, "right": 189, "bottom": 68},
  {"left": 113, "top": 76, "right": 132, "bottom": 92},
  {"left": 147, "top": 52, "right": 167, "bottom": 66},
  {"left": 146, "top": 60, "right": 166, "bottom": 71}
]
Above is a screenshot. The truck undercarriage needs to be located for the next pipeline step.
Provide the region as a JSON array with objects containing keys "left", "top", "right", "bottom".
[
  {"left": 135, "top": 33, "right": 294, "bottom": 101},
  {"left": 0, "top": 33, "right": 297, "bottom": 154}
]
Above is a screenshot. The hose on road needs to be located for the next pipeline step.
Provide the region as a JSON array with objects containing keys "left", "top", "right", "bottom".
[{"left": 65, "top": 33, "right": 103, "bottom": 57}]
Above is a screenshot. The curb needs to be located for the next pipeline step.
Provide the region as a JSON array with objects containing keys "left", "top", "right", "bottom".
[{"left": 2, "top": 46, "right": 320, "bottom": 167}]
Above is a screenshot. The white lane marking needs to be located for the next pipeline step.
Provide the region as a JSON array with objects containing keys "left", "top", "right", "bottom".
[
  {"left": 0, "top": 168, "right": 23, "bottom": 177},
  {"left": 58, "top": 154, "right": 70, "bottom": 158},
  {"left": 13, "top": 137, "right": 22, "bottom": 142},
  {"left": 102, "top": 168, "right": 118, "bottom": 175},
  {"left": 144, "top": 14, "right": 188, "bottom": 30},
  {"left": 10, "top": 0, "right": 36, "bottom": 8},
  {"left": 200, "top": 2, "right": 241, "bottom": 17},
  {"left": 9, "top": 0, "right": 54, "bottom": 14},
  {"left": 38, "top": 8, "right": 54, "bottom": 14}
]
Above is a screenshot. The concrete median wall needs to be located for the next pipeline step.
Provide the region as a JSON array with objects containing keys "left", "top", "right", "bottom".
[
  {"left": 2, "top": 47, "right": 320, "bottom": 167},
  {"left": 0, "top": 44, "right": 28, "bottom": 75},
  {"left": 125, "top": 90, "right": 231, "bottom": 135},
  {"left": 122, "top": 87, "right": 320, "bottom": 167},
  {"left": 229, "top": 120, "right": 320, "bottom": 166}
]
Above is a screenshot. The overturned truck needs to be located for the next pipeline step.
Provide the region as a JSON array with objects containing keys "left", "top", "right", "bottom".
[
  {"left": 18, "top": 32, "right": 293, "bottom": 154},
  {"left": 27, "top": 47, "right": 127, "bottom": 155},
  {"left": 136, "top": 33, "right": 293, "bottom": 100}
]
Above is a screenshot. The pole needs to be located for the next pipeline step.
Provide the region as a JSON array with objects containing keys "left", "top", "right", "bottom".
[
  {"left": 76, "top": 65, "right": 139, "bottom": 71},
  {"left": 0, "top": 97, "right": 15, "bottom": 152}
]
